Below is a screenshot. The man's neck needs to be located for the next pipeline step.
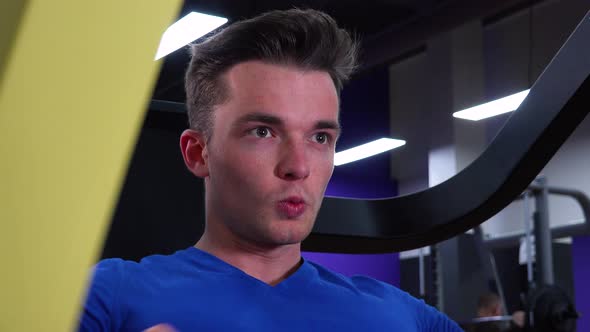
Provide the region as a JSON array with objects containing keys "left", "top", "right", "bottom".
[{"left": 195, "top": 233, "right": 303, "bottom": 286}]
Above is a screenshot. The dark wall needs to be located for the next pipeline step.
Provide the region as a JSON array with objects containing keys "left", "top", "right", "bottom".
[
  {"left": 400, "top": 255, "right": 436, "bottom": 306},
  {"left": 437, "top": 234, "right": 491, "bottom": 321},
  {"left": 102, "top": 111, "right": 204, "bottom": 260}
]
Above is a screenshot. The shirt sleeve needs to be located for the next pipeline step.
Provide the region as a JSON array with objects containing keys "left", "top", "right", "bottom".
[{"left": 77, "top": 259, "right": 125, "bottom": 332}]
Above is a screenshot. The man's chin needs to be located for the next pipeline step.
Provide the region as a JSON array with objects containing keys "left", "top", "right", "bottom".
[{"left": 268, "top": 227, "right": 312, "bottom": 246}]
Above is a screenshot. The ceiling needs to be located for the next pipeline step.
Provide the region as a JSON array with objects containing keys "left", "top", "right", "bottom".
[
  {"left": 178, "top": 0, "right": 448, "bottom": 37},
  {"left": 151, "top": 0, "right": 531, "bottom": 103}
]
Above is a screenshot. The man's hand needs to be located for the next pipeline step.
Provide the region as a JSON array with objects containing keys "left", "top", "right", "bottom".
[
  {"left": 143, "top": 323, "right": 178, "bottom": 332},
  {"left": 512, "top": 310, "right": 525, "bottom": 328}
]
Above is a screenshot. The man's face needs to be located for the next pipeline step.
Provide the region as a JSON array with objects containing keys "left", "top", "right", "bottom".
[{"left": 203, "top": 61, "right": 339, "bottom": 247}]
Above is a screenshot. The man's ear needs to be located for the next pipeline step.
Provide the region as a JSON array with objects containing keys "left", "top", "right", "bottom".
[{"left": 180, "top": 129, "right": 209, "bottom": 178}]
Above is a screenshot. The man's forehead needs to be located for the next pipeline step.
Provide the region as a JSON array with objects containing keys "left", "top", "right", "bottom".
[{"left": 224, "top": 61, "right": 337, "bottom": 93}]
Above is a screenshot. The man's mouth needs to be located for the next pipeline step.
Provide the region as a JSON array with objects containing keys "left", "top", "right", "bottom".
[{"left": 276, "top": 196, "right": 307, "bottom": 219}]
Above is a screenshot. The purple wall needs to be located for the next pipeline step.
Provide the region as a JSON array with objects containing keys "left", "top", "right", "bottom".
[
  {"left": 302, "top": 251, "right": 400, "bottom": 286},
  {"left": 325, "top": 169, "right": 398, "bottom": 199},
  {"left": 573, "top": 235, "right": 590, "bottom": 331},
  {"left": 311, "top": 67, "right": 401, "bottom": 287},
  {"left": 327, "top": 68, "right": 398, "bottom": 199}
]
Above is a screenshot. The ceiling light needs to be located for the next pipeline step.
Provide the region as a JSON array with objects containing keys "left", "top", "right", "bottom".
[
  {"left": 334, "top": 138, "right": 406, "bottom": 166},
  {"left": 453, "top": 89, "right": 530, "bottom": 121},
  {"left": 155, "top": 12, "right": 228, "bottom": 60}
]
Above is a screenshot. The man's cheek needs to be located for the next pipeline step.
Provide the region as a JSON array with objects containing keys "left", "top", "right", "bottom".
[{"left": 230, "top": 166, "right": 263, "bottom": 194}]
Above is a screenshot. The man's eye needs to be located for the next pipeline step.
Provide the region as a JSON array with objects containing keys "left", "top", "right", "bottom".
[
  {"left": 313, "top": 133, "right": 329, "bottom": 144},
  {"left": 251, "top": 127, "right": 272, "bottom": 138}
]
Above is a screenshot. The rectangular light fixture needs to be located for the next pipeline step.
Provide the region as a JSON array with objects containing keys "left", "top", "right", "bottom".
[
  {"left": 334, "top": 138, "right": 406, "bottom": 166},
  {"left": 155, "top": 12, "right": 228, "bottom": 60},
  {"left": 453, "top": 89, "right": 530, "bottom": 121}
]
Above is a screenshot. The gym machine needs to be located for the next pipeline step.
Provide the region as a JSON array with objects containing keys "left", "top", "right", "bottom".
[
  {"left": 145, "top": 8, "right": 590, "bottom": 332},
  {"left": 459, "top": 178, "right": 589, "bottom": 331},
  {"left": 306, "top": 8, "right": 590, "bottom": 332}
]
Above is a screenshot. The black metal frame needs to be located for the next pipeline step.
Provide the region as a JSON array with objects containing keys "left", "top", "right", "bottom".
[
  {"left": 484, "top": 184, "right": 590, "bottom": 250},
  {"left": 303, "top": 10, "right": 590, "bottom": 253}
]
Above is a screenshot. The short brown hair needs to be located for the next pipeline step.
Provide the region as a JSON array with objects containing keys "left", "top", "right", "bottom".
[
  {"left": 184, "top": 8, "right": 359, "bottom": 139},
  {"left": 477, "top": 292, "right": 501, "bottom": 316}
]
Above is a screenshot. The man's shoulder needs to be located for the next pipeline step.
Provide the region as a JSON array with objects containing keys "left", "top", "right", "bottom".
[
  {"left": 92, "top": 248, "right": 193, "bottom": 283},
  {"left": 306, "top": 261, "right": 462, "bottom": 330}
]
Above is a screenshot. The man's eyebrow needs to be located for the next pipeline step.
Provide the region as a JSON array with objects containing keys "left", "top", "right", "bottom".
[
  {"left": 234, "top": 112, "right": 283, "bottom": 126},
  {"left": 315, "top": 120, "right": 341, "bottom": 133},
  {"left": 234, "top": 112, "right": 341, "bottom": 135},
  {"left": 315, "top": 120, "right": 342, "bottom": 139}
]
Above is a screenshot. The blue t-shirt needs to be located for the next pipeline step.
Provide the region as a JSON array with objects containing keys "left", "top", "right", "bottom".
[{"left": 78, "top": 247, "right": 462, "bottom": 331}]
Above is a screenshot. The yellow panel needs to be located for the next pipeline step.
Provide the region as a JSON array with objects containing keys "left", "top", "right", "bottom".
[
  {"left": 0, "top": 1, "right": 27, "bottom": 88},
  {"left": 0, "top": 1, "right": 181, "bottom": 331}
]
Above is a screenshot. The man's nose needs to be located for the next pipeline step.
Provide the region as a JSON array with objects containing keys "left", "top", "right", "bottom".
[{"left": 275, "top": 139, "right": 310, "bottom": 181}]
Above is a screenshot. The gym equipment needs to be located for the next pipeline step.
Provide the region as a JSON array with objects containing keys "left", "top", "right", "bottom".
[
  {"left": 459, "top": 315, "right": 513, "bottom": 332},
  {"left": 460, "top": 284, "right": 578, "bottom": 332},
  {"left": 485, "top": 184, "right": 590, "bottom": 250},
  {"left": 304, "top": 9, "right": 590, "bottom": 253},
  {"left": 0, "top": 1, "right": 182, "bottom": 331},
  {"left": 148, "top": 9, "right": 590, "bottom": 254},
  {"left": 525, "top": 285, "right": 578, "bottom": 332},
  {"left": 464, "top": 179, "right": 585, "bottom": 331}
]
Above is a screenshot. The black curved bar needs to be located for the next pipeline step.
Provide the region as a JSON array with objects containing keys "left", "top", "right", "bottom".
[{"left": 303, "top": 10, "right": 590, "bottom": 253}]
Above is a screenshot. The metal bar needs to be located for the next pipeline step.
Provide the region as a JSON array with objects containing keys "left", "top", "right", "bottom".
[
  {"left": 468, "top": 315, "right": 513, "bottom": 323},
  {"left": 533, "top": 177, "right": 554, "bottom": 285},
  {"left": 418, "top": 247, "right": 425, "bottom": 297},
  {"left": 523, "top": 191, "right": 534, "bottom": 284},
  {"left": 465, "top": 184, "right": 589, "bottom": 249},
  {"left": 524, "top": 185, "right": 590, "bottom": 224},
  {"left": 484, "top": 219, "right": 587, "bottom": 249},
  {"left": 149, "top": 99, "right": 187, "bottom": 113},
  {"left": 489, "top": 252, "right": 508, "bottom": 316},
  {"left": 473, "top": 226, "right": 494, "bottom": 284}
]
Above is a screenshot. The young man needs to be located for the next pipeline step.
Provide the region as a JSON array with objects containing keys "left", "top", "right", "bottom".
[{"left": 79, "top": 9, "right": 462, "bottom": 331}]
